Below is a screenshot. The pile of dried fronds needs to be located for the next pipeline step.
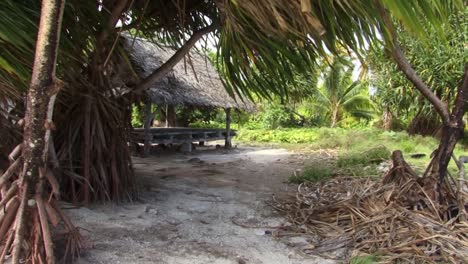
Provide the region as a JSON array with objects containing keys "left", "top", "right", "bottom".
[{"left": 272, "top": 151, "right": 468, "bottom": 263}]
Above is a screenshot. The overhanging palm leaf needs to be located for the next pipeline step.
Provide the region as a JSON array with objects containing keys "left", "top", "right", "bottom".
[
  {"left": 217, "top": 0, "right": 461, "bottom": 99},
  {"left": 0, "top": 0, "right": 39, "bottom": 100}
]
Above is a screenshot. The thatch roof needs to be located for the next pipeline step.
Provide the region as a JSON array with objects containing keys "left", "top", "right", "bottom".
[{"left": 123, "top": 37, "right": 254, "bottom": 111}]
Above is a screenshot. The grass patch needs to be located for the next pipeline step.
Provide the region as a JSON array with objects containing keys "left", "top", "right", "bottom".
[
  {"left": 288, "top": 163, "right": 333, "bottom": 184},
  {"left": 350, "top": 255, "right": 379, "bottom": 264},
  {"left": 335, "top": 146, "right": 390, "bottom": 177},
  {"left": 338, "top": 146, "right": 390, "bottom": 167},
  {"left": 236, "top": 127, "right": 468, "bottom": 176}
]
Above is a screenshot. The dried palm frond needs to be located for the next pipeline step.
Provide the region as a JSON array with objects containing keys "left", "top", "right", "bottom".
[{"left": 273, "top": 151, "right": 468, "bottom": 263}]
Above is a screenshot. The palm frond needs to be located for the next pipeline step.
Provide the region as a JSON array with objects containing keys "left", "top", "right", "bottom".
[
  {"left": 217, "top": 0, "right": 461, "bottom": 99},
  {"left": 0, "top": 0, "right": 39, "bottom": 99},
  {"left": 340, "top": 81, "right": 362, "bottom": 101},
  {"left": 343, "top": 95, "right": 374, "bottom": 111}
]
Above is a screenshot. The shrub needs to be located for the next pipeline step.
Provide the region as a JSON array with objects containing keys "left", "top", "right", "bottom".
[{"left": 259, "top": 104, "right": 300, "bottom": 129}]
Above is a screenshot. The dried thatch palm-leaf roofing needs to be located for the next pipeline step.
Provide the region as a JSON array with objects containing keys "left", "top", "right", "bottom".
[{"left": 123, "top": 37, "right": 254, "bottom": 111}]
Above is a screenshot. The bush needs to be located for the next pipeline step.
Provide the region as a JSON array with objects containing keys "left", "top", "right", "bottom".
[
  {"left": 259, "top": 104, "right": 300, "bottom": 129},
  {"left": 131, "top": 104, "right": 144, "bottom": 127}
]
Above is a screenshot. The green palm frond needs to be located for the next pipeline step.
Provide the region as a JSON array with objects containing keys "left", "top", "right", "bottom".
[
  {"left": 340, "top": 81, "right": 362, "bottom": 101},
  {"left": 217, "top": 0, "right": 461, "bottom": 99},
  {"left": 345, "top": 109, "right": 375, "bottom": 120},
  {"left": 343, "top": 95, "right": 375, "bottom": 111},
  {"left": 1, "top": 0, "right": 462, "bottom": 103},
  {"left": 381, "top": 0, "right": 462, "bottom": 40},
  {"left": 0, "top": 0, "right": 39, "bottom": 99}
]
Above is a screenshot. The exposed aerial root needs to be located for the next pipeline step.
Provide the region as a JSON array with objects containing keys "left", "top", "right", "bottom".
[{"left": 0, "top": 158, "right": 83, "bottom": 264}]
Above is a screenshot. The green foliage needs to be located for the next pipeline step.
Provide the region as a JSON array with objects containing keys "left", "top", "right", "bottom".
[
  {"left": 307, "top": 56, "right": 374, "bottom": 127},
  {"left": 0, "top": 0, "right": 38, "bottom": 99},
  {"left": 176, "top": 106, "right": 219, "bottom": 127},
  {"left": 130, "top": 103, "right": 161, "bottom": 128},
  {"left": 217, "top": 0, "right": 461, "bottom": 101},
  {"left": 237, "top": 127, "right": 409, "bottom": 148},
  {"left": 187, "top": 108, "right": 253, "bottom": 129},
  {"left": 237, "top": 128, "right": 319, "bottom": 144},
  {"left": 368, "top": 7, "right": 467, "bottom": 127},
  {"left": 288, "top": 163, "right": 333, "bottom": 184},
  {"left": 190, "top": 121, "right": 226, "bottom": 129},
  {"left": 259, "top": 104, "right": 301, "bottom": 129},
  {"left": 131, "top": 105, "right": 144, "bottom": 127},
  {"left": 244, "top": 55, "right": 374, "bottom": 129}
]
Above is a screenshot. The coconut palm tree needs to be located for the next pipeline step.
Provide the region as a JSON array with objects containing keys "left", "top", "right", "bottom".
[{"left": 309, "top": 58, "right": 374, "bottom": 127}]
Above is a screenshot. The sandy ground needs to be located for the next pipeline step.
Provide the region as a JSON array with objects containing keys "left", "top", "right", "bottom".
[{"left": 69, "top": 145, "right": 335, "bottom": 264}]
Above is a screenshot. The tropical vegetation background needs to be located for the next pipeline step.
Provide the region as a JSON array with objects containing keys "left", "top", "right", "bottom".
[
  {"left": 132, "top": 6, "right": 467, "bottom": 135},
  {"left": 130, "top": 7, "right": 468, "bottom": 136}
]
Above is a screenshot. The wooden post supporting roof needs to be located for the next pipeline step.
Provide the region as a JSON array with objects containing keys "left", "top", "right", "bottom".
[
  {"left": 143, "top": 97, "right": 152, "bottom": 157},
  {"left": 225, "top": 108, "right": 232, "bottom": 149},
  {"left": 165, "top": 104, "right": 177, "bottom": 127}
]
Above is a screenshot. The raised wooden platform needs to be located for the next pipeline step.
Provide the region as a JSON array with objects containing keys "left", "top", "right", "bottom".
[{"left": 131, "top": 127, "right": 236, "bottom": 145}]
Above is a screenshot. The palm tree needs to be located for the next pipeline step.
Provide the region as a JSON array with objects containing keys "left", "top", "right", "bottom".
[{"left": 310, "top": 58, "right": 373, "bottom": 127}]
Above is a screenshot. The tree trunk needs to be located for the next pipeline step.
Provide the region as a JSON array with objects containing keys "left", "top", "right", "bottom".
[
  {"left": 53, "top": 0, "right": 137, "bottom": 204},
  {"left": 382, "top": 107, "right": 393, "bottom": 130},
  {"left": 0, "top": 1, "right": 82, "bottom": 263},
  {"left": 13, "top": 0, "right": 65, "bottom": 261},
  {"left": 225, "top": 108, "right": 232, "bottom": 149},
  {"left": 430, "top": 66, "right": 468, "bottom": 202},
  {"left": 330, "top": 107, "right": 339, "bottom": 128}
]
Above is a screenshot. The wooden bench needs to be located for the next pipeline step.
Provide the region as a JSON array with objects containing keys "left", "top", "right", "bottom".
[{"left": 130, "top": 127, "right": 236, "bottom": 146}]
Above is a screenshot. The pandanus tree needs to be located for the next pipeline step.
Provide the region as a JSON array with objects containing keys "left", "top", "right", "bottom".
[
  {"left": 0, "top": 0, "right": 466, "bottom": 262},
  {"left": 368, "top": 8, "right": 467, "bottom": 134},
  {"left": 0, "top": 1, "right": 82, "bottom": 263}
]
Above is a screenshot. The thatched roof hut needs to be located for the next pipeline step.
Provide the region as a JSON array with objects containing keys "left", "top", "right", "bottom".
[{"left": 123, "top": 37, "right": 254, "bottom": 111}]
